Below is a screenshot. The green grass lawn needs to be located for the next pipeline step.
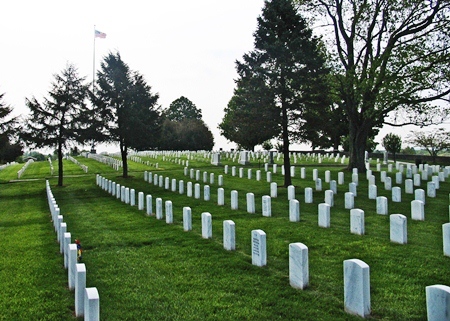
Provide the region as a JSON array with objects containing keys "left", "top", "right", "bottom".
[{"left": 1, "top": 154, "right": 449, "bottom": 320}]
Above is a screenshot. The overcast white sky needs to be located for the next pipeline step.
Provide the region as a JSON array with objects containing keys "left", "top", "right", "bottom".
[
  {"left": 0, "top": 0, "right": 442, "bottom": 154},
  {"left": 0, "top": 0, "right": 268, "bottom": 153}
]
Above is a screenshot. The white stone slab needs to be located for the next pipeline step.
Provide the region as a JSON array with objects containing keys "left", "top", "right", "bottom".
[
  {"left": 390, "top": 214, "right": 407, "bottom": 244},
  {"left": 392, "top": 186, "right": 401, "bottom": 202},
  {"left": 68, "top": 243, "right": 77, "bottom": 290},
  {"left": 305, "top": 187, "right": 313, "bottom": 204},
  {"left": 443, "top": 223, "right": 450, "bottom": 257},
  {"left": 187, "top": 182, "right": 193, "bottom": 197},
  {"left": 146, "top": 195, "right": 152, "bottom": 215},
  {"left": 262, "top": 195, "right": 272, "bottom": 217},
  {"left": 427, "top": 181, "right": 436, "bottom": 198},
  {"left": 415, "top": 189, "right": 426, "bottom": 205},
  {"left": 344, "top": 259, "right": 371, "bottom": 318},
  {"left": 288, "top": 185, "right": 295, "bottom": 200},
  {"left": 84, "top": 287, "right": 99, "bottom": 321},
  {"left": 411, "top": 200, "right": 424, "bottom": 221},
  {"left": 289, "top": 243, "right": 309, "bottom": 290},
  {"left": 204, "top": 185, "right": 210, "bottom": 201},
  {"left": 345, "top": 192, "right": 355, "bottom": 210},
  {"left": 315, "top": 178, "right": 322, "bottom": 191},
  {"left": 223, "top": 220, "right": 236, "bottom": 251},
  {"left": 75, "top": 263, "right": 86, "bottom": 317},
  {"left": 270, "top": 182, "right": 278, "bottom": 198},
  {"left": 201, "top": 212, "right": 212, "bottom": 239},
  {"left": 426, "top": 284, "right": 450, "bottom": 321},
  {"left": 218, "top": 188, "right": 225, "bottom": 206},
  {"left": 183, "top": 207, "right": 192, "bottom": 231},
  {"left": 318, "top": 203, "right": 330, "bottom": 228},
  {"left": 350, "top": 209, "right": 365, "bottom": 235},
  {"left": 156, "top": 198, "right": 163, "bottom": 220},
  {"left": 194, "top": 183, "right": 201, "bottom": 199},
  {"left": 376, "top": 196, "right": 388, "bottom": 215},
  {"left": 330, "top": 180, "right": 337, "bottom": 194},
  {"left": 338, "top": 172, "right": 344, "bottom": 185},
  {"left": 246, "top": 193, "right": 255, "bottom": 214},
  {"left": 349, "top": 182, "right": 357, "bottom": 197},
  {"left": 325, "top": 190, "right": 334, "bottom": 207},
  {"left": 231, "top": 190, "right": 238, "bottom": 210},
  {"left": 251, "top": 229, "right": 267, "bottom": 267},
  {"left": 405, "top": 179, "right": 413, "bottom": 194},
  {"left": 165, "top": 201, "right": 173, "bottom": 224},
  {"left": 289, "top": 199, "right": 300, "bottom": 222}
]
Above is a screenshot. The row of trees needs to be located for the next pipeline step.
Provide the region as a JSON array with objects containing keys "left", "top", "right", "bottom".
[
  {"left": 383, "top": 130, "right": 450, "bottom": 164},
  {"left": 219, "top": 0, "right": 450, "bottom": 186},
  {"left": 1, "top": 53, "right": 214, "bottom": 186}
]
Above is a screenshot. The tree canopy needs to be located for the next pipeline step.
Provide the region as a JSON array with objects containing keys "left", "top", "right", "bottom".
[
  {"left": 0, "top": 93, "right": 21, "bottom": 163},
  {"left": 233, "top": 0, "right": 330, "bottom": 186},
  {"left": 160, "top": 118, "right": 214, "bottom": 151},
  {"left": 382, "top": 133, "right": 402, "bottom": 162},
  {"left": 297, "top": 0, "right": 450, "bottom": 171},
  {"left": 95, "top": 52, "right": 161, "bottom": 177},
  {"left": 164, "top": 96, "right": 202, "bottom": 122},
  {"left": 219, "top": 74, "right": 280, "bottom": 151},
  {"left": 407, "top": 128, "right": 450, "bottom": 163},
  {"left": 22, "top": 63, "right": 90, "bottom": 186}
]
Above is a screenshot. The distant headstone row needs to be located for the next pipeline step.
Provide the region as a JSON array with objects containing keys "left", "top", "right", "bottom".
[
  {"left": 48, "top": 157, "right": 54, "bottom": 175},
  {"left": 86, "top": 153, "right": 122, "bottom": 171},
  {"left": 0, "top": 161, "right": 17, "bottom": 170},
  {"left": 46, "top": 180, "right": 99, "bottom": 320},
  {"left": 66, "top": 155, "right": 88, "bottom": 173},
  {"left": 17, "top": 158, "right": 34, "bottom": 179}
]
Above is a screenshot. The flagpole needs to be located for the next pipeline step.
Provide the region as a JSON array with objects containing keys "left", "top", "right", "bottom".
[{"left": 93, "top": 25, "right": 96, "bottom": 95}]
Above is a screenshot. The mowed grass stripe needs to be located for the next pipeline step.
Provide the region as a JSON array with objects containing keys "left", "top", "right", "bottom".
[{"left": 0, "top": 180, "right": 76, "bottom": 320}]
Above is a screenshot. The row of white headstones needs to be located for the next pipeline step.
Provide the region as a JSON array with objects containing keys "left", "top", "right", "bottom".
[
  {"left": 46, "top": 180, "right": 99, "bottom": 320},
  {"left": 16, "top": 159, "right": 34, "bottom": 179},
  {"left": 66, "top": 155, "right": 89, "bottom": 173},
  {"left": 98, "top": 163, "right": 450, "bottom": 320}
]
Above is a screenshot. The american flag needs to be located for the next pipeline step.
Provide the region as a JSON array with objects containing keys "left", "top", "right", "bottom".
[{"left": 95, "top": 30, "right": 106, "bottom": 39}]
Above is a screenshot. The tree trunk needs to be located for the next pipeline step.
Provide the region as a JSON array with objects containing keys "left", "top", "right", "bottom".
[
  {"left": 281, "top": 98, "right": 292, "bottom": 187},
  {"left": 347, "top": 123, "right": 369, "bottom": 173},
  {"left": 120, "top": 139, "right": 128, "bottom": 178},
  {"left": 57, "top": 142, "right": 63, "bottom": 186}
]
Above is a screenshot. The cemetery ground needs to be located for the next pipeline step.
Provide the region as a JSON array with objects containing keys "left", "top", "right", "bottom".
[{"left": 1, "top": 155, "right": 450, "bottom": 320}]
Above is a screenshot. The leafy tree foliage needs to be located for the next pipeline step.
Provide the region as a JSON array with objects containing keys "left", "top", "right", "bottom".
[
  {"left": 219, "top": 75, "right": 280, "bottom": 151},
  {"left": 406, "top": 129, "right": 450, "bottom": 163},
  {"left": 236, "top": 0, "right": 329, "bottom": 186},
  {"left": 22, "top": 63, "right": 90, "bottom": 186},
  {"left": 0, "top": 93, "right": 21, "bottom": 163},
  {"left": 160, "top": 118, "right": 214, "bottom": 151},
  {"left": 161, "top": 97, "right": 213, "bottom": 150},
  {"left": 402, "top": 146, "right": 415, "bottom": 155},
  {"left": 297, "top": 0, "right": 450, "bottom": 172},
  {"left": 95, "top": 52, "right": 161, "bottom": 177},
  {"left": 382, "top": 133, "right": 402, "bottom": 162},
  {"left": 164, "top": 96, "right": 202, "bottom": 121}
]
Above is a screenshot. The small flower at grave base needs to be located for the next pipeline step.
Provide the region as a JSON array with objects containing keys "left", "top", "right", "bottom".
[{"left": 75, "top": 239, "right": 83, "bottom": 262}]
